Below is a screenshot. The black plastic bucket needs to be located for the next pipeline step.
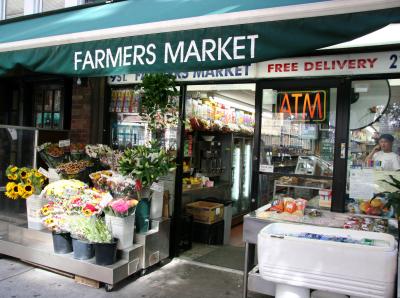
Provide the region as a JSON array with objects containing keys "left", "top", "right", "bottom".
[
  {"left": 94, "top": 239, "right": 117, "bottom": 266},
  {"left": 72, "top": 238, "right": 94, "bottom": 260},
  {"left": 52, "top": 232, "right": 73, "bottom": 254}
]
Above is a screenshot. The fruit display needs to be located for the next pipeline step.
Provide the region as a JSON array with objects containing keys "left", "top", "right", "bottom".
[
  {"left": 346, "top": 197, "right": 393, "bottom": 217},
  {"left": 182, "top": 177, "right": 202, "bottom": 190}
]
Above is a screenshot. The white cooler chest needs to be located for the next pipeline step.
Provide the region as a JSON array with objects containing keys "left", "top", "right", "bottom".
[{"left": 257, "top": 223, "right": 397, "bottom": 298}]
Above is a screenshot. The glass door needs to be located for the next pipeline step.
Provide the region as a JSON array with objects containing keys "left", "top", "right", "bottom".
[{"left": 252, "top": 79, "right": 348, "bottom": 212}]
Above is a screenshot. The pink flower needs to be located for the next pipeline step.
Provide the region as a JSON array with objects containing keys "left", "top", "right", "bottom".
[{"left": 110, "top": 199, "right": 130, "bottom": 214}]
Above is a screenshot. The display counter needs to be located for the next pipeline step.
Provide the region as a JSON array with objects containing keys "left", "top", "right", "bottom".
[{"left": 242, "top": 206, "right": 398, "bottom": 298}]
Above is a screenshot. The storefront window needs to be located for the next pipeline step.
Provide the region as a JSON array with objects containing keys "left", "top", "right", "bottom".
[
  {"left": 258, "top": 87, "right": 337, "bottom": 209},
  {"left": 34, "top": 86, "right": 64, "bottom": 129},
  {"left": 5, "top": 0, "right": 23, "bottom": 19},
  {"left": 347, "top": 79, "right": 400, "bottom": 217},
  {"left": 42, "top": 0, "right": 65, "bottom": 12}
]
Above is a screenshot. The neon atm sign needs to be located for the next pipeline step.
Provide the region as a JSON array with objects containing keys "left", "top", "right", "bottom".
[{"left": 276, "top": 90, "right": 327, "bottom": 122}]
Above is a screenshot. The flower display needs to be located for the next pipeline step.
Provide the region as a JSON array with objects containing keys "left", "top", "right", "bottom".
[
  {"left": 118, "top": 140, "right": 175, "bottom": 198},
  {"left": 4, "top": 166, "right": 47, "bottom": 200},
  {"left": 104, "top": 198, "right": 138, "bottom": 217},
  {"left": 85, "top": 144, "right": 113, "bottom": 159},
  {"left": 90, "top": 170, "right": 136, "bottom": 198}
]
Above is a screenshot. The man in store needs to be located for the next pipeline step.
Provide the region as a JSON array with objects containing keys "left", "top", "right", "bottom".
[{"left": 366, "top": 134, "right": 400, "bottom": 171}]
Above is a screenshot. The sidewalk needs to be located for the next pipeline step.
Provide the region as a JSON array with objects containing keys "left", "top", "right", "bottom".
[{"left": 0, "top": 256, "right": 269, "bottom": 298}]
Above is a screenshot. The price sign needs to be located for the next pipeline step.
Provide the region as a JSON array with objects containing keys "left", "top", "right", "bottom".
[{"left": 58, "top": 139, "right": 71, "bottom": 148}]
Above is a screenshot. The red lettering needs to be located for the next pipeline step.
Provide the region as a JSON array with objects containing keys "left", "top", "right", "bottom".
[
  {"left": 292, "top": 63, "right": 298, "bottom": 71},
  {"left": 279, "top": 93, "right": 292, "bottom": 116},
  {"left": 337, "top": 60, "right": 347, "bottom": 70},
  {"left": 367, "top": 58, "right": 378, "bottom": 68},
  {"left": 304, "top": 62, "right": 314, "bottom": 71},
  {"left": 323, "top": 61, "right": 331, "bottom": 70},
  {"left": 303, "top": 92, "right": 323, "bottom": 120},
  {"left": 283, "top": 63, "right": 291, "bottom": 72},
  {"left": 275, "top": 64, "right": 283, "bottom": 72},
  {"left": 267, "top": 64, "right": 275, "bottom": 73},
  {"left": 315, "top": 61, "right": 322, "bottom": 70},
  {"left": 357, "top": 59, "right": 366, "bottom": 69},
  {"left": 348, "top": 59, "right": 356, "bottom": 69}
]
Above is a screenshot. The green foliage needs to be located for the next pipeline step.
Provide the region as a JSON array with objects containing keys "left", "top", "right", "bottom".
[
  {"left": 84, "top": 217, "right": 113, "bottom": 243},
  {"left": 118, "top": 140, "right": 175, "bottom": 188},
  {"left": 138, "top": 73, "right": 179, "bottom": 115},
  {"left": 69, "top": 216, "right": 92, "bottom": 241},
  {"left": 382, "top": 175, "right": 400, "bottom": 218}
]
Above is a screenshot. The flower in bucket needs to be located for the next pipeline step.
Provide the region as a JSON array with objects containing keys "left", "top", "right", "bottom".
[
  {"left": 4, "top": 166, "right": 47, "bottom": 200},
  {"left": 105, "top": 198, "right": 138, "bottom": 218}
]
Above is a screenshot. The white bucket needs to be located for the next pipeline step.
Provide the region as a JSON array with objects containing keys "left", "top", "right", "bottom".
[
  {"left": 26, "top": 194, "right": 46, "bottom": 230},
  {"left": 150, "top": 191, "right": 164, "bottom": 219},
  {"left": 105, "top": 213, "right": 135, "bottom": 250}
]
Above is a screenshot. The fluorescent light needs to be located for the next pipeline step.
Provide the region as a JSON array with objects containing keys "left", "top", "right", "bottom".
[{"left": 389, "top": 79, "right": 400, "bottom": 86}]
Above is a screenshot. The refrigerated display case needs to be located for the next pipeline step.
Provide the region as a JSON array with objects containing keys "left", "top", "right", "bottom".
[{"left": 231, "top": 136, "right": 253, "bottom": 217}]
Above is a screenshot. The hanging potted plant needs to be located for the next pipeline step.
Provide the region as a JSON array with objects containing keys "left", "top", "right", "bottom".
[
  {"left": 85, "top": 217, "right": 118, "bottom": 266},
  {"left": 69, "top": 216, "right": 95, "bottom": 260},
  {"left": 118, "top": 141, "right": 175, "bottom": 233},
  {"left": 138, "top": 73, "right": 179, "bottom": 134},
  {"left": 104, "top": 198, "right": 138, "bottom": 249},
  {"left": 4, "top": 166, "right": 48, "bottom": 230}
]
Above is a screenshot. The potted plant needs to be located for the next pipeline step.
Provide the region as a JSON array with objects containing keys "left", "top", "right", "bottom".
[
  {"left": 69, "top": 216, "right": 95, "bottom": 260},
  {"left": 104, "top": 198, "right": 138, "bottom": 249},
  {"left": 119, "top": 141, "right": 175, "bottom": 233},
  {"left": 4, "top": 165, "right": 48, "bottom": 230},
  {"left": 85, "top": 217, "right": 118, "bottom": 266},
  {"left": 41, "top": 203, "right": 73, "bottom": 254}
]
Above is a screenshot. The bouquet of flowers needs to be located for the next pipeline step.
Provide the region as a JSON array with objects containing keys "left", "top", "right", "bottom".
[
  {"left": 66, "top": 189, "right": 113, "bottom": 217},
  {"left": 118, "top": 141, "right": 175, "bottom": 198},
  {"left": 85, "top": 144, "right": 113, "bottom": 159},
  {"left": 4, "top": 166, "right": 47, "bottom": 200},
  {"left": 89, "top": 170, "right": 136, "bottom": 198},
  {"left": 42, "top": 179, "right": 87, "bottom": 204},
  {"left": 104, "top": 198, "right": 138, "bottom": 218},
  {"left": 40, "top": 202, "right": 70, "bottom": 233}
]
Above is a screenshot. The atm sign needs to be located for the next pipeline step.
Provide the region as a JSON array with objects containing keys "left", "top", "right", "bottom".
[{"left": 276, "top": 90, "right": 327, "bottom": 122}]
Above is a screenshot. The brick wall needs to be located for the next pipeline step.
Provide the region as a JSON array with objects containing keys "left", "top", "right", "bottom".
[
  {"left": 69, "top": 77, "right": 106, "bottom": 144},
  {"left": 70, "top": 79, "right": 93, "bottom": 143}
]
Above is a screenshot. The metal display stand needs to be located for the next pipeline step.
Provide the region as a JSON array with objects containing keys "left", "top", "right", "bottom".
[
  {"left": 0, "top": 217, "right": 170, "bottom": 291},
  {"left": 242, "top": 210, "right": 399, "bottom": 298}
]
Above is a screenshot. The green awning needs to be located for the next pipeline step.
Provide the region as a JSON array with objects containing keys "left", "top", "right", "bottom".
[{"left": 0, "top": 0, "right": 399, "bottom": 76}]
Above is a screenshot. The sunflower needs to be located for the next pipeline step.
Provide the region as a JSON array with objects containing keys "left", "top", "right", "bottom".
[
  {"left": 41, "top": 205, "right": 51, "bottom": 216},
  {"left": 44, "top": 218, "right": 54, "bottom": 225},
  {"left": 10, "top": 166, "right": 18, "bottom": 173},
  {"left": 82, "top": 207, "right": 93, "bottom": 217},
  {"left": 5, "top": 190, "right": 18, "bottom": 200},
  {"left": 34, "top": 171, "right": 42, "bottom": 178},
  {"left": 19, "top": 170, "right": 27, "bottom": 179},
  {"left": 6, "top": 182, "right": 15, "bottom": 192},
  {"left": 23, "top": 184, "right": 34, "bottom": 197},
  {"left": 7, "top": 174, "right": 16, "bottom": 181}
]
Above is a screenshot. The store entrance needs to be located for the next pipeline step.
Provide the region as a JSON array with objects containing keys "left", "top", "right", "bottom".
[
  {"left": 253, "top": 79, "right": 348, "bottom": 215},
  {"left": 178, "top": 83, "right": 255, "bottom": 271}
]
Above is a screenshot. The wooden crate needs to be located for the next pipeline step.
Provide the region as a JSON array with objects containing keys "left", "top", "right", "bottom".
[{"left": 186, "top": 201, "right": 224, "bottom": 224}]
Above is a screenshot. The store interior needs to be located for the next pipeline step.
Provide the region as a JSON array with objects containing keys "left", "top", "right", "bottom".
[{"left": 177, "top": 83, "right": 255, "bottom": 270}]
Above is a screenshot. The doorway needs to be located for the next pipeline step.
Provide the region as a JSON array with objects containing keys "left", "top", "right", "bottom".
[{"left": 177, "top": 83, "right": 255, "bottom": 271}]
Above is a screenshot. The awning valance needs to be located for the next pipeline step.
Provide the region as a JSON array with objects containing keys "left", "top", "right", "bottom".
[{"left": 0, "top": 0, "right": 399, "bottom": 76}]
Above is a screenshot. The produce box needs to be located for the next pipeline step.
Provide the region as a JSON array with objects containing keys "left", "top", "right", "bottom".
[{"left": 186, "top": 201, "right": 224, "bottom": 224}]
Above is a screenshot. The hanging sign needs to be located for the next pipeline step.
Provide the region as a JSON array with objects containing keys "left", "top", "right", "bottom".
[{"left": 275, "top": 90, "right": 327, "bottom": 122}]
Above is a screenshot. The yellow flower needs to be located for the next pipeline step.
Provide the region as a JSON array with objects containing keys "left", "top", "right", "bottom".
[
  {"left": 34, "top": 171, "right": 42, "bottom": 178},
  {"left": 10, "top": 166, "right": 18, "bottom": 173},
  {"left": 19, "top": 170, "right": 27, "bottom": 179},
  {"left": 82, "top": 207, "right": 93, "bottom": 217},
  {"left": 41, "top": 205, "right": 51, "bottom": 216},
  {"left": 7, "top": 174, "right": 16, "bottom": 181},
  {"left": 23, "top": 184, "right": 34, "bottom": 198},
  {"left": 44, "top": 218, "right": 54, "bottom": 225},
  {"left": 26, "top": 178, "right": 32, "bottom": 185},
  {"left": 5, "top": 190, "right": 18, "bottom": 200},
  {"left": 6, "top": 182, "right": 15, "bottom": 192}
]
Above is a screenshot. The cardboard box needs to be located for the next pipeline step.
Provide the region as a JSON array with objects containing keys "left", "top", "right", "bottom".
[{"left": 186, "top": 201, "right": 224, "bottom": 224}]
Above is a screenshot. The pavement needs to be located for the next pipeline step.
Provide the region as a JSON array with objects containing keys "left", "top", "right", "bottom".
[{"left": 0, "top": 256, "right": 269, "bottom": 298}]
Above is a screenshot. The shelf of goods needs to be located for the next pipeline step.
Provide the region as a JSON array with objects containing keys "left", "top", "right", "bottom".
[
  {"left": 0, "top": 218, "right": 170, "bottom": 291},
  {"left": 242, "top": 206, "right": 398, "bottom": 298}
]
